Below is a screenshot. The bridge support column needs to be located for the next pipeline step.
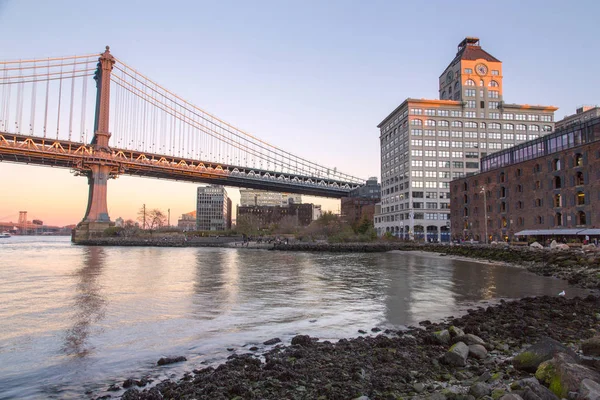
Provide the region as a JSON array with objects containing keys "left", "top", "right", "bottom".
[{"left": 72, "top": 46, "right": 116, "bottom": 243}]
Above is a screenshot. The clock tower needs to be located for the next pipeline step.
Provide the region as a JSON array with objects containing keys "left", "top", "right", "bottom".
[{"left": 439, "top": 37, "right": 503, "bottom": 106}]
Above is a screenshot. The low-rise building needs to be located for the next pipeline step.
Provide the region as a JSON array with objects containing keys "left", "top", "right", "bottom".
[
  {"left": 237, "top": 203, "right": 314, "bottom": 230},
  {"left": 177, "top": 211, "right": 197, "bottom": 231},
  {"left": 341, "top": 177, "right": 380, "bottom": 225}
]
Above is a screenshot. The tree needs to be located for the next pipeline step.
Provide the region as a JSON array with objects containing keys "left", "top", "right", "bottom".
[
  {"left": 137, "top": 205, "right": 147, "bottom": 229},
  {"left": 236, "top": 214, "right": 261, "bottom": 236},
  {"left": 147, "top": 209, "right": 167, "bottom": 230},
  {"left": 122, "top": 219, "right": 139, "bottom": 237}
]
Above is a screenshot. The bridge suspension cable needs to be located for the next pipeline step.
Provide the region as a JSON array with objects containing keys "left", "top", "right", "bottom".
[
  {"left": 0, "top": 54, "right": 97, "bottom": 142},
  {"left": 110, "top": 58, "right": 364, "bottom": 184}
]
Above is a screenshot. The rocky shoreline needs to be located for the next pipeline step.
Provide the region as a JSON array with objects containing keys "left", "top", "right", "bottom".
[{"left": 101, "top": 295, "right": 600, "bottom": 400}]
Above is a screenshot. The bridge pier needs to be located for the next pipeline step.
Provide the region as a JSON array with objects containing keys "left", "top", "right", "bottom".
[
  {"left": 72, "top": 46, "right": 116, "bottom": 243},
  {"left": 72, "top": 164, "right": 114, "bottom": 242}
]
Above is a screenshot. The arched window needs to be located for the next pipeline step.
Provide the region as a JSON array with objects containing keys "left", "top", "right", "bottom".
[
  {"left": 465, "top": 79, "right": 476, "bottom": 86},
  {"left": 489, "top": 80, "right": 499, "bottom": 87},
  {"left": 554, "top": 176, "right": 562, "bottom": 189},
  {"left": 454, "top": 82, "right": 459, "bottom": 90},
  {"left": 411, "top": 119, "right": 423, "bottom": 126},
  {"left": 555, "top": 213, "right": 563, "bottom": 226},
  {"left": 543, "top": 125, "right": 552, "bottom": 132},
  {"left": 529, "top": 125, "right": 540, "bottom": 131},
  {"left": 480, "top": 122, "right": 486, "bottom": 129},
  {"left": 577, "top": 191, "right": 585, "bottom": 205},
  {"left": 464, "top": 207, "right": 469, "bottom": 217},
  {"left": 442, "top": 91, "right": 447, "bottom": 99},
  {"left": 577, "top": 211, "right": 587, "bottom": 226},
  {"left": 452, "top": 121, "right": 463, "bottom": 127},
  {"left": 463, "top": 182, "right": 468, "bottom": 191},
  {"left": 463, "top": 194, "right": 468, "bottom": 203},
  {"left": 575, "top": 153, "right": 583, "bottom": 167},
  {"left": 552, "top": 159, "right": 561, "bottom": 171},
  {"left": 500, "top": 187, "right": 507, "bottom": 197},
  {"left": 499, "top": 172, "right": 505, "bottom": 182},
  {"left": 489, "top": 122, "right": 501, "bottom": 129},
  {"left": 438, "top": 120, "right": 449, "bottom": 127},
  {"left": 553, "top": 194, "right": 561, "bottom": 207},
  {"left": 576, "top": 171, "right": 584, "bottom": 185},
  {"left": 425, "top": 119, "right": 436, "bottom": 126}
]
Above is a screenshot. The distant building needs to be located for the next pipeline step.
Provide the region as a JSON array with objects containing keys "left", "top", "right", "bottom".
[
  {"left": 375, "top": 37, "right": 557, "bottom": 242},
  {"left": 556, "top": 106, "right": 600, "bottom": 130},
  {"left": 313, "top": 204, "right": 323, "bottom": 221},
  {"left": 450, "top": 115, "right": 600, "bottom": 242},
  {"left": 239, "top": 189, "right": 302, "bottom": 207},
  {"left": 196, "top": 186, "right": 231, "bottom": 231},
  {"left": 341, "top": 177, "right": 381, "bottom": 225},
  {"left": 177, "top": 211, "right": 197, "bottom": 231},
  {"left": 237, "top": 203, "right": 314, "bottom": 230}
]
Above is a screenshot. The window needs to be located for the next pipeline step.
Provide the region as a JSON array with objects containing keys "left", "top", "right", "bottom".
[
  {"left": 576, "top": 171, "right": 584, "bottom": 185},
  {"left": 438, "top": 120, "right": 449, "bottom": 127},
  {"left": 424, "top": 130, "right": 435, "bottom": 136},
  {"left": 412, "top": 181, "right": 423, "bottom": 188},
  {"left": 528, "top": 114, "right": 540, "bottom": 121},
  {"left": 464, "top": 68, "right": 473, "bottom": 74},
  {"left": 452, "top": 121, "right": 463, "bottom": 127},
  {"left": 503, "top": 123, "right": 514, "bottom": 130},
  {"left": 577, "top": 211, "right": 587, "bottom": 226},
  {"left": 555, "top": 213, "right": 563, "bottom": 227},
  {"left": 543, "top": 125, "right": 552, "bottom": 132},
  {"left": 424, "top": 142, "right": 436, "bottom": 148},
  {"left": 438, "top": 141, "right": 449, "bottom": 147},
  {"left": 577, "top": 191, "right": 585, "bottom": 205},
  {"left": 516, "top": 201, "right": 523, "bottom": 209},
  {"left": 489, "top": 112, "right": 500, "bottom": 119},
  {"left": 425, "top": 109, "right": 436, "bottom": 116},
  {"left": 465, "top": 111, "right": 476, "bottom": 118},
  {"left": 503, "top": 113, "right": 514, "bottom": 120},
  {"left": 491, "top": 70, "right": 499, "bottom": 76},
  {"left": 412, "top": 129, "right": 422, "bottom": 136},
  {"left": 489, "top": 80, "right": 499, "bottom": 87},
  {"left": 465, "top": 100, "right": 476, "bottom": 108},
  {"left": 516, "top": 134, "right": 527, "bottom": 141},
  {"left": 411, "top": 170, "right": 423, "bottom": 177},
  {"left": 529, "top": 125, "right": 540, "bottom": 131},
  {"left": 516, "top": 184, "right": 523, "bottom": 192},
  {"left": 489, "top": 102, "right": 500, "bottom": 109},
  {"left": 535, "top": 180, "right": 541, "bottom": 189},
  {"left": 479, "top": 79, "right": 484, "bottom": 87},
  {"left": 437, "top": 109, "right": 449, "bottom": 116},
  {"left": 515, "top": 114, "right": 526, "bottom": 121},
  {"left": 410, "top": 108, "right": 423, "bottom": 115},
  {"left": 552, "top": 159, "right": 561, "bottom": 171},
  {"left": 465, "top": 89, "right": 476, "bottom": 97},
  {"left": 450, "top": 110, "right": 462, "bottom": 117},
  {"left": 411, "top": 119, "right": 423, "bottom": 126},
  {"left": 425, "top": 119, "right": 436, "bottom": 126},
  {"left": 452, "top": 161, "right": 464, "bottom": 168},
  {"left": 411, "top": 160, "right": 422, "bottom": 167},
  {"left": 535, "top": 198, "right": 542, "bottom": 207},
  {"left": 516, "top": 124, "right": 526, "bottom": 131},
  {"left": 553, "top": 194, "right": 561, "bottom": 207},
  {"left": 575, "top": 153, "right": 583, "bottom": 167},
  {"left": 452, "top": 151, "right": 463, "bottom": 157},
  {"left": 489, "top": 90, "right": 499, "bottom": 98},
  {"left": 465, "top": 151, "right": 478, "bottom": 158},
  {"left": 503, "top": 133, "right": 514, "bottom": 140},
  {"left": 554, "top": 176, "right": 562, "bottom": 189},
  {"left": 465, "top": 79, "right": 475, "bottom": 86},
  {"left": 465, "top": 121, "right": 477, "bottom": 128},
  {"left": 489, "top": 122, "right": 501, "bottom": 129},
  {"left": 451, "top": 131, "right": 463, "bottom": 137},
  {"left": 466, "top": 162, "right": 479, "bottom": 168}
]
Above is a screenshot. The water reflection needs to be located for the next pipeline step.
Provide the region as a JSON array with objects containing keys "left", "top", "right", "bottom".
[
  {"left": 62, "top": 247, "right": 107, "bottom": 357},
  {"left": 192, "top": 249, "right": 240, "bottom": 318}
]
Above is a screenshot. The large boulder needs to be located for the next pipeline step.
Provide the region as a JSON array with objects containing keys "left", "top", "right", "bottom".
[
  {"left": 582, "top": 336, "right": 600, "bottom": 357},
  {"left": 453, "top": 333, "right": 486, "bottom": 346},
  {"left": 583, "top": 244, "right": 599, "bottom": 252},
  {"left": 469, "top": 344, "right": 488, "bottom": 360},
  {"left": 448, "top": 326, "right": 465, "bottom": 339},
  {"left": 514, "top": 377, "right": 560, "bottom": 400},
  {"left": 513, "top": 337, "right": 579, "bottom": 373},
  {"left": 530, "top": 242, "right": 544, "bottom": 249},
  {"left": 433, "top": 329, "right": 451, "bottom": 345},
  {"left": 469, "top": 382, "right": 491, "bottom": 398},
  {"left": 444, "top": 341, "right": 469, "bottom": 367},
  {"left": 550, "top": 240, "right": 559, "bottom": 249},
  {"left": 579, "top": 378, "right": 600, "bottom": 400},
  {"left": 535, "top": 353, "right": 600, "bottom": 398}
]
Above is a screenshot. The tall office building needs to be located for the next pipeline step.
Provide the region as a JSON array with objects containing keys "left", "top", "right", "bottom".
[
  {"left": 239, "top": 189, "right": 302, "bottom": 207},
  {"left": 375, "top": 37, "right": 557, "bottom": 241},
  {"left": 196, "top": 186, "right": 231, "bottom": 231}
]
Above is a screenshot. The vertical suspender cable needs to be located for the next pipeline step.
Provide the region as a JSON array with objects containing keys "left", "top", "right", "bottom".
[
  {"left": 30, "top": 61, "right": 37, "bottom": 135},
  {"left": 68, "top": 58, "right": 76, "bottom": 141},
  {"left": 56, "top": 60, "right": 64, "bottom": 139},
  {"left": 80, "top": 59, "right": 88, "bottom": 143},
  {"left": 43, "top": 59, "right": 50, "bottom": 138},
  {"left": 15, "top": 61, "right": 23, "bottom": 133},
  {"left": 0, "top": 68, "right": 6, "bottom": 131}
]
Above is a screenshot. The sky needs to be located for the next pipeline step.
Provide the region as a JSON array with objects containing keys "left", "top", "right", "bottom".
[{"left": 0, "top": 0, "right": 599, "bottom": 226}]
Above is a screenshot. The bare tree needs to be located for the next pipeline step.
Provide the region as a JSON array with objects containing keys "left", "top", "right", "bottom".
[
  {"left": 236, "top": 214, "right": 262, "bottom": 236},
  {"left": 148, "top": 209, "right": 167, "bottom": 230}
]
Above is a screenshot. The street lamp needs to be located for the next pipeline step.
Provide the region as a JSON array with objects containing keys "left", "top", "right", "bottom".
[{"left": 480, "top": 187, "right": 488, "bottom": 244}]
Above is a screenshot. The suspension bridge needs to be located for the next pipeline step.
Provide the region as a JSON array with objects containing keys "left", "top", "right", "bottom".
[{"left": 0, "top": 47, "right": 364, "bottom": 240}]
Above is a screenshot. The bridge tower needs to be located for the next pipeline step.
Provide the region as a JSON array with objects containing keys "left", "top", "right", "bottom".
[{"left": 72, "top": 47, "right": 118, "bottom": 242}]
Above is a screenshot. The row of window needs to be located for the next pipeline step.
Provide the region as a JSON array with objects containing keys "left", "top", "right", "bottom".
[
  {"left": 458, "top": 211, "right": 589, "bottom": 229},
  {"left": 375, "top": 213, "right": 451, "bottom": 223},
  {"left": 408, "top": 109, "right": 552, "bottom": 121},
  {"left": 464, "top": 68, "right": 500, "bottom": 75},
  {"left": 408, "top": 119, "right": 551, "bottom": 131}
]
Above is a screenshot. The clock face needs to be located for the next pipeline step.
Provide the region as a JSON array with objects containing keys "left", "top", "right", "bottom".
[
  {"left": 446, "top": 71, "right": 454, "bottom": 84},
  {"left": 476, "top": 63, "right": 488, "bottom": 76}
]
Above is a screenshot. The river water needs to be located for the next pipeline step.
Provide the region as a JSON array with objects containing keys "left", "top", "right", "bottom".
[{"left": 0, "top": 236, "right": 590, "bottom": 399}]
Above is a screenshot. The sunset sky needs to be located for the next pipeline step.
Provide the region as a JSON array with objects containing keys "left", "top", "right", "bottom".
[{"left": 0, "top": 0, "right": 598, "bottom": 226}]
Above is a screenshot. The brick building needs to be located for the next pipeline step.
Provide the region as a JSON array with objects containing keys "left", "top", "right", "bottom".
[
  {"left": 341, "top": 177, "right": 380, "bottom": 225},
  {"left": 237, "top": 203, "right": 314, "bottom": 230},
  {"left": 450, "top": 115, "right": 600, "bottom": 242}
]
